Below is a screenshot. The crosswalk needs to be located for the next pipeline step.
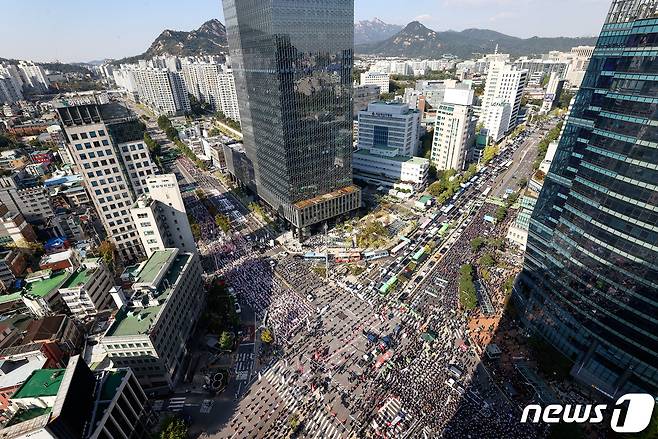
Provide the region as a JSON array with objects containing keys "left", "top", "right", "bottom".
[
  {"left": 235, "top": 351, "right": 253, "bottom": 382},
  {"left": 168, "top": 397, "right": 186, "bottom": 412},
  {"left": 372, "top": 396, "right": 412, "bottom": 438},
  {"left": 260, "top": 366, "right": 344, "bottom": 438}
]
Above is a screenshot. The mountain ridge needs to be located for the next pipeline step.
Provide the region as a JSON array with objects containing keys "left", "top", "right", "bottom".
[{"left": 356, "top": 21, "right": 598, "bottom": 58}]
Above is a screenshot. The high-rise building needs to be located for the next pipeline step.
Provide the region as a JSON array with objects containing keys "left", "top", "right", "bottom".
[
  {"left": 517, "top": 0, "right": 658, "bottom": 397},
  {"left": 115, "top": 66, "right": 190, "bottom": 116},
  {"left": 223, "top": 0, "right": 361, "bottom": 236},
  {"left": 181, "top": 62, "right": 241, "bottom": 122},
  {"left": 431, "top": 87, "right": 476, "bottom": 171},
  {"left": 16, "top": 61, "right": 49, "bottom": 92},
  {"left": 101, "top": 249, "right": 204, "bottom": 393},
  {"left": 131, "top": 174, "right": 196, "bottom": 257},
  {"left": 55, "top": 95, "right": 157, "bottom": 262},
  {"left": 481, "top": 61, "right": 527, "bottom": 142}
]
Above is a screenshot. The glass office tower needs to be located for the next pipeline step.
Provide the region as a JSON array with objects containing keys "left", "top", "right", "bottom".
[
  {"left": 222, "top": 0, "right": 361, "bottom": 235},
  {"left": 517, "top": 0, "right": 658, "bottom": 397}
]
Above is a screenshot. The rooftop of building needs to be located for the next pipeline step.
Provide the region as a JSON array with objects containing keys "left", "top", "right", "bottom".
[
  {"left": 100, "top": 370, "right": 127, "bottom": 400},
  {"left": 0, "top": 292, "right": 21, "bottom": 305},
  {"left": 4, "top": 406, "right": 51, "bottom": 428},
  {"left": 293, "top": 185, "right": 360, "bottom": 210},
  {"left": 363, "top": 101, "right": 419, "bottom": 116},
  {"left": 39, "top": 249, "right": 75, "bottom": 265},
  {"left": 11, "top": 368, "right": 65, "bottom": 399},
  {"left": 23, "top": 271, "right": 71, "bottom": 298},
  {"left": 354, "top": 148, "right": 429, "bottom": 166},
  {"left": 0, "top": 354, "right": 48, "bottom": 391},
  {"left": 105, "top": 251, "right": 191, "bottom": 337},
  {"left": 60, "top": 267, "right": 93, "bottom": 290}
]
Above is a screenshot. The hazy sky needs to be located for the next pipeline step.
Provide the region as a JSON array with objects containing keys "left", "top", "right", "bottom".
[{"left": 1, "top": 0, "right": 611, "bottom": 63}]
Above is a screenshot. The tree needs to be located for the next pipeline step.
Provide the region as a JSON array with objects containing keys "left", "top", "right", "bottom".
[
  {"left": 479, "top": 253, "right": 496, "bottom": 268},
  {"left": 215, "top": 214, "right": 231, "bottom": 233},
  {"left": 208, "top": 127, "right": 221, "bottom": 137},
  {"left": 482, "top": 145, "right": 499, "bottom": 164},
  {"left": 470, "top": 237, "right": 486, "bottom": 252},
  {"left": 158, "top": 416, "right": 187, "bottom": 439},
  {"left": 458, "top": 264, "right": 477, "bottom": 311},
  {"left": 191, "top": 223, "right": 201, "bottom": 240},
  {"left": 165, "top": 126, "right": 178, "bottom": 141},
  {"left": 97, "top": 241, "right": 116, "bottom": 267},
  {"left": 261, "top": 328, "right": 273, "bottom": 344},
  {"left": 557, "top": 90, "right": 574, "bottom": 109},
  {"left": 157, "top": 115, "right": 172, "bottom": 131},
  {"left": 219, "top": 331, "right": 234, "bottom": 350}
]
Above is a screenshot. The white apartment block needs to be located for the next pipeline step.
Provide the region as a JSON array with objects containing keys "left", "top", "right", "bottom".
[
  {"left": 101, "top": 248, "right": 204, "bottom": 393},
  {"left": 16, "top": 61, "right": 50, "bottom": 92},
  {"left": 55, "top": 96, "right": 157, "bottom": 262},
  {"left": 181, "top": 62, "right": 241, "bottom": 121},
  {"left": 116, "top": 66, "right": 190, "bottom": 116},
  {"left": 58, "top": 258, "right": 114, "bottom": 320},
  {"left": 360, "top": 71, "right": 390, "bottom": 94},
  {"left": 131, "top": 174, "right": 196, "bottom": 257},
  {"left": 431, "top": 88, "right": 476, "bottom": 171},
  {"left": 481, "top": 61, "right": 527, "bottom": 141}
]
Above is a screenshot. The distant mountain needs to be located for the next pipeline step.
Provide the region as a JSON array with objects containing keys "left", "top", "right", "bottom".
[
  {"left": 355, "top": 18, "right": 403, "bottom": 45},
  {"left": 356, "top": 21, "right": 598, "bottom": 58},
  {"left": 113, "top": 19, "right": 228, "bottom": 65}
]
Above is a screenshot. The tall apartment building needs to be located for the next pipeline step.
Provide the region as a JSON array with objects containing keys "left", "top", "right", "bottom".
[
  {"left": 431, "top": 87, "right": 476, "bottom": 171},
  {"left": 0, "top": 75, "right": 22, "bottom": 105},
  {"left": 360, "top": 70, "right": 390, "bottom": 94},
  {"left": 481, "top": 61, "right": 527, "bottom": 142},
  {"left": 517, "top": 0, "right": 658, "bottom": 397},
  {"left": 181, "top": 62, "right": 241, "bottom": 121},
  {"left": 0, "top": 355, "right": 155, "bottom": 439},
  {"left": 16, "top": 61, "right": 49, "bottom": 92},
  {"left": 223, "top": 0, "right": 361, "bottom": 236},
  {"left": 101, "top": 249, "right": 204, "bottom": 393},
  {"left": 115, "top": 66, "right": 190, "bottom": 116},
  {"left": 55, "top": 95, "right": 157, "bottom": 262},
  {"left": 131, "top": 174, "right": 196, "bottom": 257}
]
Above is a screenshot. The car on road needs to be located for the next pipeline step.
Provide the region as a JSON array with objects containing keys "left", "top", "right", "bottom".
[
  {"left": 307, "top": 293, "right": 315, "bottom": 302},
  {"left": 234, "top": 302, "right": 242, "bottom": 314}
]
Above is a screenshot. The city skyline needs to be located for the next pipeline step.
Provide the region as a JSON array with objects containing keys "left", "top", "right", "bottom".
[{"left": 0, "top": 0, "right": 611, "bottom": 63}]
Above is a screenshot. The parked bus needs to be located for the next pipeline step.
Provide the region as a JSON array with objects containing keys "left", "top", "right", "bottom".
[
  {"left": 441, "top": 204, "right": 455, "bottom": 214},
  {"left": 482, "top": 186, "right": 492, "bottom": 197},
  {"left": 363, "top": 250, "right": 389, "bottom": 261},
  {"left": 419, "top": 217, "right": 432, "bottom": 230},
  {"left": 335, "top": 252, "right": 361, "bottom": 263},
  {"left": 303, "top": 252, "right": 327, "bottom": 261},
  {"left": 391, "top": 240, "right": 410, "bottom": 255}
]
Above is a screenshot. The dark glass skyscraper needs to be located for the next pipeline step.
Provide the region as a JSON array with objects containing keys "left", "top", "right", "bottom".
[
  {"left": 517, "top": 0, "right": 658, "bottom": 397},
  {"left": 222, "top": 0, "right": 361, "bottom": 234}
]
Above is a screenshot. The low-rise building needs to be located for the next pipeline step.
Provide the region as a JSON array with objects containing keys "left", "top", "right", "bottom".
[
  {"left": 360, "top": 71, "right": 390, "bottom": 94},
  {"left": 353, "top": 149, "right": 429, "bottom": 187},
  {"left": 0, "top": 250, "right": 25, "bottom": 292},
  {"left": 100, "top": 249, "right": 204, "bottom": 393},
  {"left": 57, "top": 259, "right": 114, "bottom": 320}
]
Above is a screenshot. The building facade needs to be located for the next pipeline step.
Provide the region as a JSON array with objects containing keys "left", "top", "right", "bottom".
[
  {"left": 131, "top": 174, "right": 196, "bottom": 257},
  {"left": 360, "top": 70, "right": 390, "bottom": 93},
  {"left": 223, "top": 0, "right": 361, "bottom": 235},
  {"left": 481, "top": 61, "right": 527, "bottom": 142},
  {"left": 55, "top": 96, "right": 157, "bottom": 262},
  {"left": 431, "top": 87, "right": 476, "bottom": 171},
  {"left": 181, "top": 62, "right": 241, "bottom": 121},
  {"left": 101, "top": 249, "right": 203, "bottom": 393},
  {"left": 517, "top": 0, "right": 658, "bottom": 397}
]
